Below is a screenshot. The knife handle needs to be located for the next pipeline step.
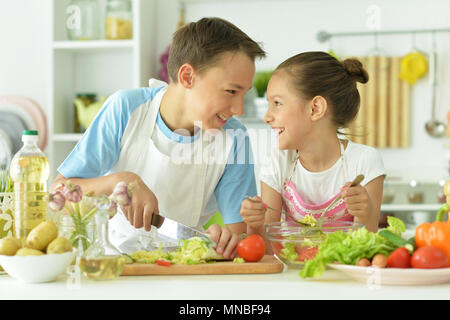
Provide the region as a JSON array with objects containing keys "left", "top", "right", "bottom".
[{"left": 150, "top": 214, "right": 165, "bottom": 228}]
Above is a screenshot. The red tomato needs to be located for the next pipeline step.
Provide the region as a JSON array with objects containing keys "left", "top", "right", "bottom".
[
  {"left": 295, "top": 246, "right": 318, "bottom": 262},
  {"left": 237, "top": 234, "right": 266, "bottom": 262},
  {"left": 411, "top": 246, "right": 448, "bottom": 269},
  {"left": 387, "top": 247, "right": 411, "bottom": 268},
  {"left": 271, "top": 242, "right": 283, "bottom": 255},
  {"left": 156, "top": 259, "right": 171, "bottom": 267}
]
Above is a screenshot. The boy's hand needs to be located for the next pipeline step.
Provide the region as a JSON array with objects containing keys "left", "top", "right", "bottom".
[
  {"left": 341, "top": 182, "right": 369, "bottom": 220},
  {"left": 121, "top": 175, "right": 159, "bottom": 232},
  {"left": 240, "top": 196, "right": 266, "bottom": 232},
  {"left": 205, "top": 224, "right": 240, "bottom": 259}
]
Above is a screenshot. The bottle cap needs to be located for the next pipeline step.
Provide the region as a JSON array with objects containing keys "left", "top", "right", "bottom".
[
  {"left": 22, "top": 130, "right": 38, "bottom": 136},
  {"left": 22, "top": 130, "right": 39, "bottom": 143}
]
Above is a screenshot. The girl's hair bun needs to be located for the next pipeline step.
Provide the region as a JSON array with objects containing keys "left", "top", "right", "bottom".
[{"left": 342, "top": 58, "right": 369, "bottom": 84}]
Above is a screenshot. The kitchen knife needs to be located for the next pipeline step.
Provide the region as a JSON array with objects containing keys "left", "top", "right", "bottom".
[{"left": 150, "top": 214, "right": 213, "bottom": 243}]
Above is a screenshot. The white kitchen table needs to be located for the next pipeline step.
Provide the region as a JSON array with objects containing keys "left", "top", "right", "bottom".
[{"left": 0, "top": 267, "right": 448, "bottom": 300}]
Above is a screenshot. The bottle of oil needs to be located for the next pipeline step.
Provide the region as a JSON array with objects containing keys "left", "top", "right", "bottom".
[
  {"left": 9, "top": 130, "right": 50, "bottom": 244},
  {"left": 80, "top": 202, "right": 125, "bottom": 280}
]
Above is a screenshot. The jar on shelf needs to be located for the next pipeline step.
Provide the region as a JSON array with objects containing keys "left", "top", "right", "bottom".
[
  {"left": 382, "top": 182, "right": 395, "bottom": 204},
  {"left": 407, "top": 180, "right": 424, "bottom": 204},
  {"left": 73, "top": 93, "right": 96, "bottom": 133},
  {"left": 66, "top": 0, "right": 100, "bottom": 41},
  {"left": 105, "top": 0, "right": 133, "bottom": 40},
  {"left": 437, "top": 179, "right": 447, "bottom": 204}
]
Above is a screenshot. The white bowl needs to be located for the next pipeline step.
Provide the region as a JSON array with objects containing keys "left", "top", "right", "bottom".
[{"left": 0, "top": 251, "right": 75, "bottom": 283}]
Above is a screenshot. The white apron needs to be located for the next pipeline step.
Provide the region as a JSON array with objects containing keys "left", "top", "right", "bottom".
[{"left": 108, "top": 84, "right": 232, "bottom": 252}]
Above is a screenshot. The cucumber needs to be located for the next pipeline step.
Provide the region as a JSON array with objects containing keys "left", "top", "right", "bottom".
[{"left": 378, "top": 229, "right": 414, "bottom": 253}]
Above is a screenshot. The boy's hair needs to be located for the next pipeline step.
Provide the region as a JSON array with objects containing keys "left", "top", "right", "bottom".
[
  {"left": 275, "top": 51, "right": 369, "bottom": 129},
  {"left": 167, "top": 17, "right": 266, "bottom": 83}
]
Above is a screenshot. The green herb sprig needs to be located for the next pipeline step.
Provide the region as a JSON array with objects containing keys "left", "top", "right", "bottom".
[{"left": 0, "top": 169, "right": 13, "bottom": 193}]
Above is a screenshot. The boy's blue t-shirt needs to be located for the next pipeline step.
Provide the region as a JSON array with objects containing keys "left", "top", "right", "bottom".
[{"left": 58, "top": 86, "right": 257, "bottom": 225}]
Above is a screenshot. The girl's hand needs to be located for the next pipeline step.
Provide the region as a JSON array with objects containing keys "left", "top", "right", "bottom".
[
  {"left": 341, "top": 182, "right": 370, "bottom": 220},
  {"left": 240, "top": 196, "right": 266, "bottom": 233},
  {"left": 205, "top": 224, "right": 240, "bottom": 259},
  {"left": 122, "top": 175, "right": 159, "bottom": 232}
]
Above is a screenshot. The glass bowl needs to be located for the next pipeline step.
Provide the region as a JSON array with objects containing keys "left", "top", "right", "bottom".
[{"left": 265, "top": 221, "right": 363, "bottom": 269}]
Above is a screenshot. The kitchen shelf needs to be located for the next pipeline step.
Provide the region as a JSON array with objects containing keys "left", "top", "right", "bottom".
[
  {"left": 237, "top": 116, "right": 266, "bottom": 125},
  {"left": 52, "top": 133, "right": 83, "bottom": 142},
  {"left": 381, "top": 203, "right": 442, "bottom": 212},
  {"left": 48, "top": 0, "right": 156, "bottom": 182},
  {"left": 53, "top": 40, "right": 135, "bottom": 52}
]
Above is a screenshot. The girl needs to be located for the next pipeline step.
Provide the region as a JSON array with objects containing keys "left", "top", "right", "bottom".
[{"left": 241, "top": 52, "right": 386, "bottom": 250}]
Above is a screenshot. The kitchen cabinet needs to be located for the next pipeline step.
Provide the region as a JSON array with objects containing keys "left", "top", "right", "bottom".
[{"left": 48, "top": 0, "right": 156, "bottom": 181}]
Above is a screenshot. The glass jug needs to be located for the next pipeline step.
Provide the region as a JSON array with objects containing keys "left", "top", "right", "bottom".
[{"left": 79, "top": 202, "right": 125, "bottom": 280}]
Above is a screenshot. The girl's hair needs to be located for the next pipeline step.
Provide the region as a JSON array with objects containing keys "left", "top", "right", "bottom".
[{"left": 275, "top": 51, "right": 369, "bottom": 129}]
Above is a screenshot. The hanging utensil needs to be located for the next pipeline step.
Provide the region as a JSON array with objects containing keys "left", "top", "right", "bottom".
[
  {"left": 399, "top": 32, "right": 428, "bottom": 85},
  {"left": 425, "top": 32, "right": 446, "bottom": 138}
]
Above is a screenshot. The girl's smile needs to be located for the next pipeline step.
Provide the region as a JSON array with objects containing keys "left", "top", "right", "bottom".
[{"left": 264, "top": 70, "right": 311, "bottom": 150}]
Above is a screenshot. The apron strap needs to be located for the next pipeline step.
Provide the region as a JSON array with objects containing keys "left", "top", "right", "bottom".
[{"left": 284, "top": 138, "right": 349, "bottom": 190}]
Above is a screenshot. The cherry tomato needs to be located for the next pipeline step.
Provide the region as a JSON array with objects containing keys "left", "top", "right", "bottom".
[
  {"left": 411, "top": 246, "right": 448, "bottom": 269},
  {"left": 156, "top": 259, "right": 171, "bottom": 267},
  {"left": 387, "top": 247, "right": 411, "bottom": 268},
  {"left": 295, "top": 246, "right": 318, "bottom": 262},
  {"left": 237, "top": 234, "right": 266, "bottom": 262}
]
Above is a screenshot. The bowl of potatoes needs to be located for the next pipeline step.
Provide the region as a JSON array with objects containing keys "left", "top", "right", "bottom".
[{"left": 0, "top": 220, "right": 74, "bottom": 283}]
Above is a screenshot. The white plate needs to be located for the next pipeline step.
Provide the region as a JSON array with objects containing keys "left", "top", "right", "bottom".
[
  {"left": 0, "top": 95, "right": 47, "bottom": 150},
  {"left": 328, "top": 264, "right": 450, "bottom": 286}
]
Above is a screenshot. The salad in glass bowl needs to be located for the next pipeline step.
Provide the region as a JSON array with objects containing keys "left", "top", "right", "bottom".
[{"left": 266, "top": 220, "right": 363, "bottom": 268}]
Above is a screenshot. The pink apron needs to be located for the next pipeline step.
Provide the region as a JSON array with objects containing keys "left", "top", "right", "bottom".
[{"left": 281, "top": 141, "right": 354, "bottom": 227}]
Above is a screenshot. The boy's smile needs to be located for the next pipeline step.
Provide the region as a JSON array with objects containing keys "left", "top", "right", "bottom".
[
  {"left": 159, "top": 51, "right": 255, "bottom": 135},
  {"left": 188, "top": 51, "right": 255, "bottom": 131}
]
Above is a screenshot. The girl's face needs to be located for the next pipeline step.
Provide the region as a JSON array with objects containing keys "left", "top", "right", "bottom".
[
  {"left": 188, "top": 51, "right": 255, "bottom": 131},
  {"left": 264, "top": 70, "right": 312, "bottom": 150}
]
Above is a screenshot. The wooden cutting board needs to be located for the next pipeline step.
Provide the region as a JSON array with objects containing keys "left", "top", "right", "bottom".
[{"left": 121, "top": 255, "right": 284, "bottom": 276}]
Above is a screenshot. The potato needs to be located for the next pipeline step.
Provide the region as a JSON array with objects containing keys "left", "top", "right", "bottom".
[
  {"left": 26, "top": 221, "right": 58, "bottom": 251},
  {"left": 357, "top": 258, "right": 371, "bottom": 267},
  {"left": 46, "top": 237, "right": 73, "bottom": 254},
  {"left": 0, "top": 238, "right": 21, "bottom": 256},
  {"left": 371, "top": 254, "right": 388, "bottom": 268},
  {"left": 15, "top": 248, "right": 44, "bottom": 256}
]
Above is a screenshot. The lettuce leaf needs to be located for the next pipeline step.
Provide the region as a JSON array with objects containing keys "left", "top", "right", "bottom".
[
  {"left": 299, "top": 227, "right": 397, "bottom": 278},
  {"left": 280, "top": 242, "right": 298, "bottom": 263},
  {"left": 386, "top": 216, "right": 406, "bottom": 236}
]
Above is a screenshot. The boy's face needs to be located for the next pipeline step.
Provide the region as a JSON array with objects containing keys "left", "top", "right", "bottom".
[{"left": 187, "top": 51, "right": 255, "bottom": 130}]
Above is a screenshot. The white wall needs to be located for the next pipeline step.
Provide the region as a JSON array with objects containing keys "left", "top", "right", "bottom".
[
  {"left": 0, "top": 0, "right": 51, "bottom": 123},
  {"left": 155, "top": 0, "right": 450, "bottom": 184}
]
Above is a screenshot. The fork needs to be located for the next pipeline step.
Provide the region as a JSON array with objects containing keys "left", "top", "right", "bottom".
[{"left": 317, "top": 174, "right": 365, "bottom": 227}]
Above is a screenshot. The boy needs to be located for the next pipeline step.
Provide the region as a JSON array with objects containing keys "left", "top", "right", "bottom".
[{"left": 52, "top": 17, "right": 266, "bottom": 257}]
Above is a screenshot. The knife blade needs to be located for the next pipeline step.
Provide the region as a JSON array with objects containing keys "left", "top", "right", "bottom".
[{"left": 150, "top": 214, "right": 213, "bottom": 243}]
